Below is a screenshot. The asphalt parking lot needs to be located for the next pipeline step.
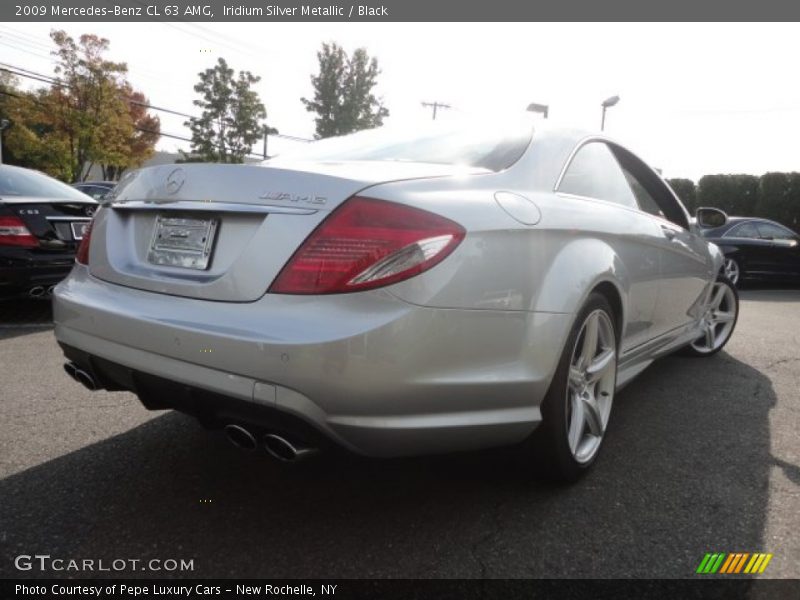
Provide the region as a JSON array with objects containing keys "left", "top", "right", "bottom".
[{"left": 0, "top": 288, "right": 798, "bottom": 579}]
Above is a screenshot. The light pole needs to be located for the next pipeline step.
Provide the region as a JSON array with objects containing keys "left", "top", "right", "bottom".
[
  {"left": 0, "top": 119, "right": 9, "bottom": 164},
  {"left": 526, "top": 102, "right": 549, "bottom": 119},
  {"left": 600, "top": 95, "right": 620, "bottom": 131}
]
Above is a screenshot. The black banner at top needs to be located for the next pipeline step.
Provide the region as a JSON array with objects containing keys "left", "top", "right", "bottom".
[{"left": 3, "top": 0, "right": 800, "bottom": 22}]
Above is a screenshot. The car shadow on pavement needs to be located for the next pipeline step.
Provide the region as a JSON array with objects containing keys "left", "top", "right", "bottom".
[{"left": 0, "top": 353, "right": 777, "bottom": 579}]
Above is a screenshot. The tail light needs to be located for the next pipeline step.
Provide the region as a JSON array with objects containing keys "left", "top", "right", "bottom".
[
  {"left": 0, "top": 216, "right": 38, "bottom": 248},
  {"left": 75, "top": 219, "right": 94, "bottom": 265},
  {"left": 269, "top": 197, "right": 466, "bottom": 294}
]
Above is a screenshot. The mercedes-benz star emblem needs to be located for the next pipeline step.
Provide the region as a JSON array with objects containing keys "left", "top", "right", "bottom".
[{"left": 165, "top": 168, "right": 186, "bottom": 195}]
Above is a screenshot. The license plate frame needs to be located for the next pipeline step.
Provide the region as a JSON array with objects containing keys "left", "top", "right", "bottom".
[
  {"left": 70, "top": 221, "right": 91, "bottom": 240},
  {"left": 147, "top": 215, "right": 218, "bottom": 270}
]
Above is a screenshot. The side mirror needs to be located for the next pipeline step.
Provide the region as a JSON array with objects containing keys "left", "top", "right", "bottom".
[{"left": 696, "top": 207, "right": 728, "bottom": 229}]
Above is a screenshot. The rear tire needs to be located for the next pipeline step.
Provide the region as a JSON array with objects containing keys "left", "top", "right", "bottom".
[
  {"left": 525, "top": 292, "right": 618, "bottom": 483},
  {"left": 680, "top": 275, "right": 738, "bottom": 357}
]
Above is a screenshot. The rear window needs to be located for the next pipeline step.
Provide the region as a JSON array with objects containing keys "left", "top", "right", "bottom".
[
  {"left": 0, "top": 166, "right": 93, "bottom": 201},
  {"left": 274, "top": 120, "right": 533, "bottom": 172}
]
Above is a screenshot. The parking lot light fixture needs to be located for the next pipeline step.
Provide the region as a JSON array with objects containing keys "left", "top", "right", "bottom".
[{"left": 600, "top": 95, "right": 620, "bottom": 131}]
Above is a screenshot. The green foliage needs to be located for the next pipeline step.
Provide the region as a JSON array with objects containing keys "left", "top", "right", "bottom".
[
  {"left": 184, "top": 58, "right": 266, "bottom": 163},
  {"left": 757, "top": 172, "right": 800, "bottom": 230},
  {"left": 696, "top": 174, "right": 759, "bottom": 215},
  {"left": 301, "top": 42, "right": 389, "bottom": 139},
  {"left": 666, "top": 178, "right": 697, "bottom": 212},
  {"left": 2, "top": 31, "right": 159, "bottom": 182}
]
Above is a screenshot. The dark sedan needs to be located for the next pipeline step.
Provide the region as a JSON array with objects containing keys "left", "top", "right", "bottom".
[
  {"left": 72, "top": 181, "right": 116, "bottom": 200},
  {"left": 701, "top": 217, "right": 800, "bottom": 285},
  {"left": 0, "top": 165, "right": 97, "bottom": 300}
]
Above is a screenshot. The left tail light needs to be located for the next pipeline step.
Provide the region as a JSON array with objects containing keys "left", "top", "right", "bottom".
[
  {"left": 75, "top": 219, "right": 94, "bottom": 265},
  {"left": 0, "top": 216, "right": 38, "bottom": 248}
]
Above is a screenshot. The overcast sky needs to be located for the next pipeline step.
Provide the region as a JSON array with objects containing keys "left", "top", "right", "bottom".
[{"left": 2, "top": 22, "right": 799, "bottom": 180}]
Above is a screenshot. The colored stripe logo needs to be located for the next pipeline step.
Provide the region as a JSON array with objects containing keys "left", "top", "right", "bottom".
[{"left": 696, "top": 552, "right": 773, "bottom": 574}]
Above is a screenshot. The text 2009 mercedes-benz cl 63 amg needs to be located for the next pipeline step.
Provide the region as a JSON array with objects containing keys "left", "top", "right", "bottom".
[{"left": 53, "top": 120, "right": 739, "bottom": 481}]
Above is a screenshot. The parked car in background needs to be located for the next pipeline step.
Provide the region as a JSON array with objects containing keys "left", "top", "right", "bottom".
[
  {"left": 72, "top": 181, "right": 116, "bottom": 201},
  {"left": 700, "top": 216, "right": 800, "bottom": 285},
  {"left": 0, "top": 165, "right": 98, "bottom": 300},
  {"left": 53, "top": 121, "right": 739, "bottom": 481}
]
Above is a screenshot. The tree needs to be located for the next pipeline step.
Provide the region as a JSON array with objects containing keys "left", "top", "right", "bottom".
[
  {"left": 757, "top": 172, "right": 800, "bottom": 230},
  {"left": 101, "top": 85, "right": 160, "bottom": 180},
  {"left": 666, "top": 178, "right": 697, "bottom": 212},
  {"left": 697, "top": 174, "right": 759, "bottom": 216},
  {"left": 2, "top": 31, "right": 159, "bottom": 182},
  {"left": 301, "top": 42, "right": 389, "bottom": 139},
  {"left": 184, "top": 58, "right": 266, "bottom": 163}
]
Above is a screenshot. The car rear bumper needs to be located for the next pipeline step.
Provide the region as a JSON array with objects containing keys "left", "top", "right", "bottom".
[
  {"left": 0, "top": 254, "right": 74, "bottom": 298},
  {"left": 53, "top": 266, "right": 572, "bottom": 457}
]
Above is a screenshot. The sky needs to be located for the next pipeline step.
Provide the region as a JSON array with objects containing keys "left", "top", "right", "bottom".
[{"left": 1, "top": 22, "right": 799, "bottom": 181}]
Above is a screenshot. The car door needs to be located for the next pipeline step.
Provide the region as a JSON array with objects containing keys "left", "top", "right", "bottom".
[
  {"left": 609, "top": 145, "right": 712, "bottom": 344},
  {"left": 556, "top": 141, "right": 662, "bottom": 353},
  {"left": 717, "top": 221, "right": 771, "bottom": 275},
  {"left": 754, "top": 221, "right": 800, "bottom": 277}
]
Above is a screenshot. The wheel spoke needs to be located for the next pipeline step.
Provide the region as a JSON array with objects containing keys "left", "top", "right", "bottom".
[
  {"left": 582, "top": 393, "right": 604, "bottom": 436},
  {"left": 704, "top": 324, "right": 715, "bottom": 349},
  {"left": 711, "top": 284, "right": 726, "bottom": 310},
  {"left": 586, "top": 348, "right": 614, "bottom": 383},
  {"left": 567, "top": 394, "right": 584, "bottom": 453},
  {"left": 569, "top": 366, "right": 583, "bottom": 390},
  {"left": 714, "top": 310, "right": 736, "bottom": 323},
  {"left": 579, "top": 313, "right": 599, "bottom": 369}
]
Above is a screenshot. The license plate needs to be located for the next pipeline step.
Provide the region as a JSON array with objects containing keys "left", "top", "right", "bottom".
[
  {"left": 147, "top": 215, "right": 218, "bottom": 270},
  {"left": 70, "top": 221, "right": 91, "bottom": 240}
]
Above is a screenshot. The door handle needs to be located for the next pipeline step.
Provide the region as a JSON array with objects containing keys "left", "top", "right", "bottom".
[{"left": 661, "top": 226, "right": 677, "bottom": 240}]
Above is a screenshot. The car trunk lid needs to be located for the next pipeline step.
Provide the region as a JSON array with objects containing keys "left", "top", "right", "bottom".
[{"left": 90, "top": 161, "right": 484, "bottom": 302}]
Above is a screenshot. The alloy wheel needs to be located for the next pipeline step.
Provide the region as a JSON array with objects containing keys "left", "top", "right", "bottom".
[
  {"left": 565, "top": 309, "right": 617, "bottom": 464},
  {"left": 723, "top": 258, "right": 740, "bottom": 285},
  {"left": 690, "top": 281, "right": 737, "bottom": 354}
]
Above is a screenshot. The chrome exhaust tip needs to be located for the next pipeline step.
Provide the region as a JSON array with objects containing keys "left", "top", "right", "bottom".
[
  {"left": 62, "top": 362, "right": 98, "bottom": 391},
  {"left": 263, "top": 433, "right": 318, "bottom": 462},
  {"left": 29, "top": 286, "right": 45, "bottom": 298},
  {"left": 46, "top": 285, "right": 56, "bottom": 296},
  {"left": 224, "top": 424, "right": 258, "bottom": 452},
  {"left": 63, "top": 362, "right": 77, "bottom": 379}
]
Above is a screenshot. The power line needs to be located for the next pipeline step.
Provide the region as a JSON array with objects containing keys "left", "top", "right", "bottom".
[{"left": 0, "top": 63, "right": 313, "bottom": 143}]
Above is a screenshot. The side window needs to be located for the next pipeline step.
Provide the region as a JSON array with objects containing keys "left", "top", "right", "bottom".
[
  {"left": 608, "top": 144, "right": 690, "bottom": 229},
  {"left": 622, "top": 170, "right": 663, "bottom": 219},
  {"left": 756, "top": 222, "right": 796, "bottom": 240},
  {"left": 724, "top": 222, "right": 760, "bottom": 239},
  {"left": 558, "top": 142, "right": 638, "bottom": 209}
]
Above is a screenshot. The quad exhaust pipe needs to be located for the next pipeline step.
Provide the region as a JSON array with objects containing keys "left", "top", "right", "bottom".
[
  {"left": 29, "top": 286, "right": 45, "bottom": 298},
  {"left": 63, "top": 362, "right": 99, "bottom": 391},
  {"left": 224, "top": 424, "right": 258, "bottom": 452},
  {"left": 224, "top": 424, "right": 318, "bottom": 461},
  {"left": 263, "top": 433, "right": 318, "bottom": 462}
]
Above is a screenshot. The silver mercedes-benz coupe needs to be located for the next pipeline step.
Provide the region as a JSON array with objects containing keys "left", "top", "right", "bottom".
[{"left": 53, "top": 120, "right": 739, "bottom": 481}]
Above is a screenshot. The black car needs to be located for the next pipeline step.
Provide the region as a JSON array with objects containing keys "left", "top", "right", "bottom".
[
  {"left": 701, "top": 216, "right": 800, "bottom": 285},
  {"left": 0, "top": 165, "right": 97, "bottom": 300},
  {"left": 71, "top": 180, "right": 116, "bottom": 201}
]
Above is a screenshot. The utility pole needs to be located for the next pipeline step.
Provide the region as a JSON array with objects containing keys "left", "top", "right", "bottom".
[{"left": 421, "top": 101, "right": 452, "bottom": 120}]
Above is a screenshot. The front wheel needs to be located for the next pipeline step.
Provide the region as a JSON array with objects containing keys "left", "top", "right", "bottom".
[
  {"left": 681, "top": 275, "right": 739, "bottom": 357},
  {"left": 723, "top": 257, "right": 741, "bottom": 286},
  {"left": 526, "top": 292, "right": 618, "bottom": 482}
]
